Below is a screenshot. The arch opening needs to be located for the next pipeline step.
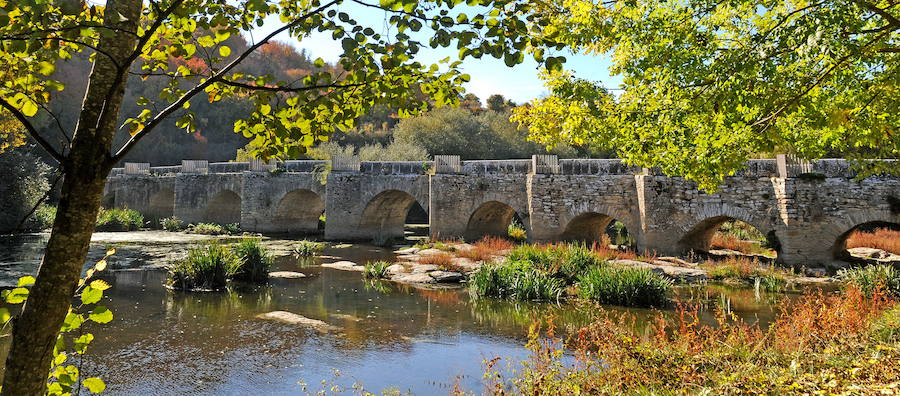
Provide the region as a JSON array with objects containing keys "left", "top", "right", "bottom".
[
  {"left": 679, "top": 217, "right": 778, "bottom": 260},
  {"left": 101, "top": 192, "right": 115, "bottom": 209},
  {"left": 562, "top": 212, "right": 634, "bottom": 248},
  {"left": 465, "top": 201, "right": 522, "bottom": 242},
  {"left": 204, "top": 190, "right": 241, "bottom": 225},
  {"left": 833, "top": 221, "right": 900, "bottom": 264},
  {"left": 147, "top": 188, "right": 175, "bottom": 222},
  {"left": 273, "top": 189, "right": 325, "bottom": 234},
  {"left": 360, "top": 190, "right": 428, "bottom": 244}
]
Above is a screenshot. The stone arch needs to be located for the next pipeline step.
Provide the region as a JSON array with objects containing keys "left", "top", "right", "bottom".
[
  {"left": 465, "top": 201, "right": 520, "bottom": 241},
  {"left": 360, "top": 189, "right": 424, "bottom": 241},
  {"left": 831, "top": 220, "right": 900, "bottom": 261},
  {"left": 678, "top": 215, "right": 775, "bottom": 255},
  {"left": 273, "top": 189, "right": 325, "bottom": 234},
  {"left": 562, "top": 212, "right": 615, "bottom": 243},
  {"left": 147, "top": 188, "right": 174, "bottom": 221},
  {"left": 204, "top": 189, "right": 241, "bottom": 225}
]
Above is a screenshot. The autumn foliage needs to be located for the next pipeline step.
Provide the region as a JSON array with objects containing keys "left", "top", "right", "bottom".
[{"left": 846, "top": 228, "right": 900, "bottom": 255}]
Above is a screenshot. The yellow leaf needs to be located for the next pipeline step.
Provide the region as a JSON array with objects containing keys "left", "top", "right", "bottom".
[
  {"left": 89, "top": 279, "right": 110, "bottom": 291},
  {"left": 106, "top": 248, "right": 116, "bottom": 255},
  {"left": 95, "top": 260, "right": 107, "bottom": 271}
]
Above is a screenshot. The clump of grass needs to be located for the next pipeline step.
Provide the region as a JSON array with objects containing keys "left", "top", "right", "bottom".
[
  {"left": 701, "top": 257, "right": 793, "bottom": 290},
  {"left": 507, "top": 222, "right": 527, "bottom": 241},
  {"left": 160, "top": 216, "right": 183, "bottom": 231},
  {"left": 846, "top": 228, "right": 900, "bottom": 255},
  {"left": 185, "top": 223, "right": 232, "bottom": 235},
  {"left": 96, "top": 207, "right": 144, "bottom": 231},
  {"left": 507, "top": 243, "right": 603, "bottom": 282},
  {"left": 417, "top": 251, "right": 455, "bottom": 267},
  {"left": 837, "top": 265, "right": 900, "bottom": 297},
  {"left": 469, "top": 261, "right": 566, "bottom": 302},
  {"left": 231, "top": 239, "right": 273, "bottom": 282},
  {"left": 576, "top": 265, "right": 672, "bottom": 307},
  {"left": 458, "top": 237, "right": 514, "bottom": 262},
  {"left": 363, "top": 260, "right": 392, "bottom": 279},
  {"left": 224, "top": 223, "right": 241, "bottom": 234},
  {"left": 413, "top": 238, "right": 458, "bottom": 252},
  {"left": 167, "top": 243, "right": 240, "bottom": 291},
  {"left": 293, "top": 240, "right": 325, "bottom": 257}
]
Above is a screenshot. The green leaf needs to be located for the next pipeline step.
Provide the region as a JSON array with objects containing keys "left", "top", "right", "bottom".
[
  {"left": 81, "top": 286, "right": 102, "bottom": 305},
  {"left": 5, "top": 287, "right": 29, "bottom": 304},
  {"left": 89, "top": 306, "right": 113, "bottom": 324},
  {"left": 83, "top": 378, "right": 106, "bottom": 394}
]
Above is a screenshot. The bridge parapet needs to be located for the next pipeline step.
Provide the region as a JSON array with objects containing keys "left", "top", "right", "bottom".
[
  {"left": 462, "top": 159, "right": 531, "bottom": 174},
  {"left": 559, "top": 159, "right": 640, "bottom": 175},
  {"left": 283, "top": 160, "right": 327, "bottom": 172},
  {"left": 360, "top": 161, "right": 430, "bottom": 175}
]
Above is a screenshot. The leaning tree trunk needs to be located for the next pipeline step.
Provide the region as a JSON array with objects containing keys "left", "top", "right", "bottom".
[{"left": 1, "top": 0, "right": 142, "bottom": 394}]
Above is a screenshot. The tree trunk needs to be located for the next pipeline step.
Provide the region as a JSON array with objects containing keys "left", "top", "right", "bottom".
[{"left": 0, "top": 0, "right": 141, "bottom": 394}]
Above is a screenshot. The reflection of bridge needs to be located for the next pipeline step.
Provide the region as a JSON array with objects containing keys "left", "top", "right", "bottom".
[{"left": 105, "top": 156, "right": 900, "bottom": 266}]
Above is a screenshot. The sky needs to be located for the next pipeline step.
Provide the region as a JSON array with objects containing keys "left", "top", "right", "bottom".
[{"left": 250, "top": 3, "right": 624, "bottom": 105}]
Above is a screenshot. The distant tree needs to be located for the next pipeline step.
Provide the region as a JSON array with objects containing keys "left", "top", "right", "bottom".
[
  {"left": 0, "top": 149, "right": 50, "bottom": 233},
  {"left": 518, "top": 0, "right": 900, "bottom": 190},
  {"left": 460, "top": 93, "right": 484, "bottom": 113},
  {"left": 486, "top": 94, "right": 515, "bottom": 112},
  {"left": 0, "top": 0, "right": 543, "bottom": 392}
]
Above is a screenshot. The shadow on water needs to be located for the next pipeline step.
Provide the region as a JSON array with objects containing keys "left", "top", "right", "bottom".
[{"left": 0, "top": 234, "right": 822, "bottom": 395}]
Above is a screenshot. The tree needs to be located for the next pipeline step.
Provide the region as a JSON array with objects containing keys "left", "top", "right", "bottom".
[
  {"left": 0, "top": 0, "right": 547, "bottom": 392},
  {"left": 486, "top": 93, "right": 515, "bottom": 112},
  {"left": 515, "top": 0, "right": 900, "bottom": 190}
]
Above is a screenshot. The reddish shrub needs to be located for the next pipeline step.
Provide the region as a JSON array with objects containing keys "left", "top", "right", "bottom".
[{"left": 846, "top": 228, "right": 900, "bottom": 255}]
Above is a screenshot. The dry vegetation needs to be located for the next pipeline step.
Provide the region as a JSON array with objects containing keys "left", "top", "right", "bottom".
[{"left": 846, "top": 228, "right": 900, "bottom": 255}]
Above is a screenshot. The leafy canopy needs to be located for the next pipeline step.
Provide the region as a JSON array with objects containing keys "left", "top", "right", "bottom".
[
  {"left": 515, "top": 0, "right": 900, "bottom": 190},
  {"left": 0, "top": 0, "right": 557, "bottom": 161}
]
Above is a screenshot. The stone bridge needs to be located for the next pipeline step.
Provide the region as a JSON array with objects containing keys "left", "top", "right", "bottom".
[{"left": 104, "top": 156, "right": 900, "bottom": 267}]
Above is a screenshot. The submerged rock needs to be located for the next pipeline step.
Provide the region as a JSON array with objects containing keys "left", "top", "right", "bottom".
[
  {"left": 322, "top": 261, "right": 365, "bottom": 272},
  {"left": 429, "top": 271, "right": 464, "bottom": 283},
  {"left": 255, "top": 311, "right": 339, "bottom": 332},
  {"left": 268, "top": 271, "right": 307, "bottom": 279}
]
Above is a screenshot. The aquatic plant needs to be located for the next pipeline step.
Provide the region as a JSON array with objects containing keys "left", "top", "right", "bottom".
[
  {"left": 363, "top": 260, "right": 392, "bottom": 279},
  {"left": 167, "top": 243, "right": 240, "bottom": 291},
  {"left": 478, "top": 288, "right": 897, "bottom": 395},
  {"left": 846, "top": 228, "right": 900, "bottom": 255},
  {"left": 701, "top": 257, "right": 793, "bottom": 290},
  {"left": 507, "top": 244, "right": 603, "bottom": 282},
  {"left": 231, "top": 239, "right": 273, "bottom": 283},
  {"left": 292, "top": 240, "right": 325, "bottom": 257},
  {"left": 576, "top": 265, "right": 672, "bottom": 307},
  {"left": 469, "top": 261, "right": 566, "bottom": 302},
  {"left": 185, "top": 222, "right": 232, "bottom": 235},
  {"left": 95, "top": 207, "right": 144, "bottom": 231},
  {"left": 159, "top": 216, "right": 183, "bottom": 231},
  {"left": 837, "top": 265, "right": 900, "bottom": 297}
]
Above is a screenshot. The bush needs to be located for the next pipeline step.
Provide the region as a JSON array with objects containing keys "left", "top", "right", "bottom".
[
  {"left": 507, "top": 222, "right": 527, "bottom": 241},
  {"left": 0, "top": 149, "right": 51, "bottom": 233},
  {"left": 838, "top": 265, "right": 900, "bottom": 297},
  {"left": 576, "top": 265, "right": 672, "bottom": 307},
  {"left": 469, "top": 261, "right": 566, "bottom": 302},
  {"left": 293, "top": 240, "right": 325, "bottom": 257},
  {"left": 168, "top": 243, "right": 240, "bottom": 291},
  {"left": 31, "top": 205, "right": 56, "bottom": 230},
  {"left": 231, "top": 239, "right": 273, "bottom": 282},
  {"left": 96, "top": 208, "right": 144, "bottom": 231},
  {"left": 363, "top": 260, "right": 392, "bottom": 279},
  {"left": 224, "top": 223, "right": 241, "bottom": 234},
  {"left": 160, "top": 216, "right": 183, "bottom": 231},
  {"left": 185, "top": 223, "right": 232, "bottom": 235}
]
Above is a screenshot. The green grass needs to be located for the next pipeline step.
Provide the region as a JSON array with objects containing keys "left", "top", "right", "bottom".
[
  {"left": 292, "top": 240, "right": 325, "bottom": 257},
  {"left": 160, "top": 216, "right": 183, "bottom": 231},
  {"left": 576, "top": 265, "right": 672, "bottom": 307},
  {"left": 413, "top": 240, "right": 457, "bottom": 252},
  {"left": 507, "top": 244, "right": 603, "bottom": 282},
  {"left": 185, "top": 223, "right": 232, "bottom": 235},
  {"left": 837, "top": 265, "right": 900, "bottom": 297},
  {"left": 469, "top": 261, "right": 566, "bottom": 302},
  {"left": 231, "top": 239, "right": 273, "bottom": 282},
  {"left": 95, "top": 207, "right": 144, "bottom": 231},
  {"left": 167, "top": 243, "right": 240, "bottom": 291},
  {"left": 363, "top": 260, "right": 392, "bottom": 279}
]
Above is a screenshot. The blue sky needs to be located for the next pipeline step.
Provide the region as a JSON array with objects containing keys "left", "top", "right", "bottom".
[{"left": 251, "top": 4, "right": 624, "bottom": 105}]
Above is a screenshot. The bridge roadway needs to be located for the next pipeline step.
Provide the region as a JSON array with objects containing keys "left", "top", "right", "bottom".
[{"left": 104, "top": 156, "right": 900, "bottom": 266}]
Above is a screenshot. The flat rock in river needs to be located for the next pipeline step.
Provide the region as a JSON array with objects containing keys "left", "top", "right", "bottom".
[
  {"left": 268, "top": 271, "right": 307, "bottom": 279},
  {"left": 256, "top": 311, "right": 339, "bottom": 332},
  {"left": 429, "top": 271, "right": 464, "bottom": 283},
  {"left": 322, "top": 261, "right": 365, "bottom": 272},
  {"left": 391, "top": 273, "right": 436, "bottom": 284}
]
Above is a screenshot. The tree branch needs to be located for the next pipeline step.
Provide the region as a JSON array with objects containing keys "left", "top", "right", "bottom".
[
  {"left": 0, "top": 98, "right": 65, "bottom": 164},
  {"left": 851, "top": 0, "right": 900, "bottom": 27},
  {"left": 110, "top": 0, "right": 342, "bottom": 162},
  {"left": 217, "top": 79, "right": 370, "bottom": 93}
]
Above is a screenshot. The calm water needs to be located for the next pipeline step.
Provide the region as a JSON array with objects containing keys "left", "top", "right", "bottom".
[{"left": 0, "top": 234, "right": 804, "bottom": 395}]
